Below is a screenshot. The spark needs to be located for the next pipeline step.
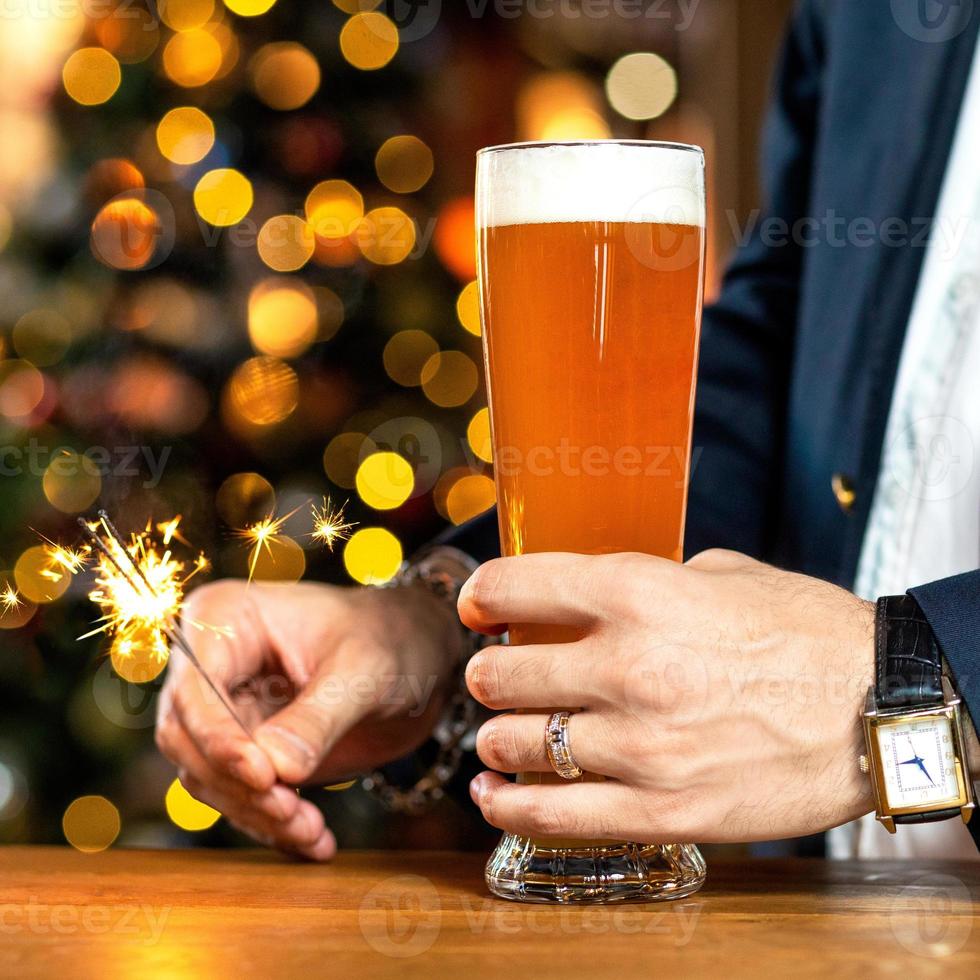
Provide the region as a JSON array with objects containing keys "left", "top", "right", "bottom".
[
  {"left": 1, "top": 586, "right": 21, "bottom": 612},
  {"left": 311, "top": 497, "right": 356, "bottom": 551},
  {"left": 234, "top": 502, "right": 304, "bottom": 583}
]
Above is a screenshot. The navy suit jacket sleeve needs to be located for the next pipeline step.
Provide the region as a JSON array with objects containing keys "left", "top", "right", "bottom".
[
  {"left": 440, "top": 0, "right": 827, "bottom": 565},
  {"left": 909, "top": 572, "right": 980, "bottom": 850}
]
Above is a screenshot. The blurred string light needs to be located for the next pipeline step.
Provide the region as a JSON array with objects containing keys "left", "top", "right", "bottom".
[
  {"left": 224, "top": 0, "right": 278, "bottom": 15},
  {"left": 250, "top": 42, "right": 321, "bottom": 111},
  {"left": 63, "top": 795, "right": 120, "bottom": 853},
  {"left": 446, "top": 473, "right": 496, "bottom": 525},
  {"left": 467, "top": 408, "right": 493, "bottom": 464},
  {"left": 248, "top": 278, "right": 318, "bottom": 357},
  {"left": 455, "top": 281, "right": 481, "bottom": 336},
  {"left": 162, "top": 27, "right": 223, "bottom": 87},
  {"left": 605, "top": 52, "right": 678, "bottom": 121},
  {"left": 420, "top": 351, "right": 479, "bottom": 408},
  {"left": 156, "top": 107, "right": 216, "bottom": 165},
  {"left": 323, "top": 432, "right": 376, "bottom": 489},
  {"left": 225, "top": 355, "right": 298, "bottom": 426},
  {"left": 165, "top": 778, "right": 220, "bottom": 831},
  {"left": 0, "top": 203, "right": 11, "bottom": 253},
  {"left": 356, "top": 206, "right": 416, "bottom": 265},
  {"left": 383, "top": 330, "right": 438, "bottom": 387},
  {"left": 517, "top": 71, "right": 610, "bottom": 141},
  {"left": 159, "top": 0, "right": 216, "bottom": 32},
  {"left": 90, "top": 197, "right": 161, "bottom": 271},
  {"left": 62, "top": 47, "right": 121, "bottom": 106},
  {"left": 193, "top": 167, "right": 253, "bottom": 226},
  {"left": 257, "top": 215, "right": 316, "bottom": 272},
  {"left": 433, "top": 197, "right": 476, "bottom": 280},
  {"left": 306, "top": 179, "right": 363, "bottom": 238},
  {"left": 355, "top": 452, "right": 414, "bottom": 510},
  {"left": 332, "top": 0, "right": 381, "bottom": 11},
  {"left": 343, "top": 527, "right": 402, "bottom": 585},
  {"left": 84, "top": 157, "right": 145, "bottom": 208},
  {"left": 375, "top": 135, "right": 434, "bottom": 194},
  {"left": 0, "top": 360, "right": 45, "bottom": 419},
  {"left": 339, "top": 11, "right": 399, "bottom": 71}
]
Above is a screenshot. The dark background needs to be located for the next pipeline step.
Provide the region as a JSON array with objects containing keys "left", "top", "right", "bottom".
[{"left": 0, "top": 0, "right": 792, "bottom": 853}]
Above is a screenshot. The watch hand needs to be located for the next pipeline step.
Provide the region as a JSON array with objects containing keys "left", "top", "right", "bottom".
[{"left": 915, "top": 758, "right": 936, "bottom": 785}]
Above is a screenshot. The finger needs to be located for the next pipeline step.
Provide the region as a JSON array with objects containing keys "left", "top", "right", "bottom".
[
  {"left": 253, "top": 657, "right": 373, "bottom": 784},
  {"left": 469, "top": 771, "right": 641, "bottom": 842},
  {"left": 465, "top": 642, "right": 609, "bottom": 710},
  {"left": 476, "top": 712, "right": 632, "bottom": 779},
  {"left": 458, "top": 554, "right": 610, "bottom": 634},
  {"left": 171, "top": 672, "right": 275, "bottom": 793},
  {"left": 160, "top": 714, "right": 301, "bottom": 825},
  {"left": 180, "top": 770, "right": 336, "bottom": 862}
]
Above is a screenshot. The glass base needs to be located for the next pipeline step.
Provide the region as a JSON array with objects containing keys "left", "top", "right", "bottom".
[{"left": 485, "top": 834, "right": 706, "bottom": 904}]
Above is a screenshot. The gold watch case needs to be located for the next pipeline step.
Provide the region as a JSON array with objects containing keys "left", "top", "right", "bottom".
[{"left": 861, "top": 677, "right": 976, "bottom": 834}]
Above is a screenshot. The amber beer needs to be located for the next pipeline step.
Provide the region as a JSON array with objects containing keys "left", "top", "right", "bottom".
[{"left": 476, "top": 141, "right": 707, "bottom": 903}]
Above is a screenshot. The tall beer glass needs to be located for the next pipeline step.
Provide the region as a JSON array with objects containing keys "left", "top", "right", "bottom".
[{"left": 476, "top": 141, "right": 707, "bottom": 903}]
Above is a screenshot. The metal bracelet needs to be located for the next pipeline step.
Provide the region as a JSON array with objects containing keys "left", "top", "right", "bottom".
[{"left": 362, "top": 547, "right": 491, "bottom": 815}]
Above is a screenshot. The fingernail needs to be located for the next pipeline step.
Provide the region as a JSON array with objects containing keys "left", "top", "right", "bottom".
[
  {"left": 257, "top": 726, "right": 315, "bottom": 773},
  {"left": 469, "top": 776, "right": 485, "bottom": 803}
]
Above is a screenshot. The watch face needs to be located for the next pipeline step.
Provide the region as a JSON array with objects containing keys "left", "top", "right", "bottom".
[{"left": 876, "top": 715, "right": 962, "bottom": 810}]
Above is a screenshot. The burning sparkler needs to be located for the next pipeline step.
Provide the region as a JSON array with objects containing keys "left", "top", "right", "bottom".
[
  {"left": 233, "top": 502, "right": 305, "bottom": 583},
  {"left": 67, "top": 511, "right": 251, "bottom": 737},
  {"left": 1, "top": 585, "right": 21, "bottom": 612},
  {"left": 311, "top": 497, "right": 356, "bottom": 551}
]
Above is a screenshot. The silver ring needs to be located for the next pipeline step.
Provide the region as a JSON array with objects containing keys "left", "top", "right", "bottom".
[{"left": 545, "top": 711, "right": 584, "bottom": 780}]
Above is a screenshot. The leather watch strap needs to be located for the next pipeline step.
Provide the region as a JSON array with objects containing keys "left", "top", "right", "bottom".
[
  {"left": 894, "top": 807, "right": 961, "bottom": 825},
  {"left": 874, "top": 594, "right": 944, "bottom": 710}
]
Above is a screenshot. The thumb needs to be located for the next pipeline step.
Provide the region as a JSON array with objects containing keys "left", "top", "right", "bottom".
[{"left": 253, "top": 664, "right": 367, "bottom": 784}]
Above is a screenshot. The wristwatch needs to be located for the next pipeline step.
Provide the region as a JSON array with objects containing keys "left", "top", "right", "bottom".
[{"left": 861, "top": 595, "right": 976, "bottom": 833}]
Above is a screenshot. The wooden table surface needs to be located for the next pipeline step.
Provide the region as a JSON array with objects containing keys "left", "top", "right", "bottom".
[{"left": 0, "top": 847, "right": 977, "bottom": 979}]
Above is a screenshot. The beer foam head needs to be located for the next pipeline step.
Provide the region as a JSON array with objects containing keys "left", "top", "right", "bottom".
[{"left": 476, "top": 141, "right": 705, "bottom": 229}]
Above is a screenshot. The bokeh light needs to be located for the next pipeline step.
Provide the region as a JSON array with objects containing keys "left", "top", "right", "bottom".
[
  {"left": 605, "top": 53, "right": 678, "bottom": 121},
  {"left": 226, "top": 356, "right": 299, "bottom": 426},
  {"left": 162, "top": 28, "right": 223, "bottom": 87},
  {"left": 42, "top": 451, "right": 102, "bottom": 514},
  {"left": 165, "top": 778, "right": 221, "bottom": 831},
  {"left": 248, "top": 278, "right": 318, "bottom": 357},
  {"left": 434, "top": 197, "right": 476, "bottom": 280},
  {"left": 0, "top": 204, "right": 11, "bottom": 254},
  {"left": 446, "top": 473, "right": 496, "bottom": 525},
  {"left": 257, "top": 215, "right": 316, "bottom": 272},
  {"left": 14, "top": 546, "right": 70, "bottom": 605},
  {"left": 343, "top": 527, "right": 402, "bottom": 585},
  {"left": 383, "top": 330, "right": 439, "bottom": 387},
  {"left": 306, "top": 179, "right": 364, "bottom": 240},
  {"left": 216, "top": 471, "right": 276, "bottom": 527},
  {"left": 159, "top": 0, "right": 216, "bottom": 32},
  {"left": 93, "top": 6, "right": 160, "bottom": 64},
  {"left": 421, "top": 350, "right": 479, "bottom": 408},
  {"left": 224, "top": 0, "right": 278, "bottom": 14},
  {"left": 517, "top": 71, "right": 610, "bottom": 141},
  {"left": 62, "top": 48, "right": 121, "bottom": 106},
  {"left": 111, "top": 631, "right": 169, "bottom": 684},
  {"left": 332, "top": 0, "right": 381, "bottom": 11},
  {"left": 455, "top": 281, "right": 481, "bottom": 336},
  {"left": 467, "top": 407, "right": 493, "bottom": 463},
  {"left": 375, "top": 135, "right": 434, "bottom": 194},
  {"left": 91, "top": 197, "right": 162, "bottom": 271},
  {"left": 84, "top": 158, "right": 145, "bottom": 209},
  {"left": 340, "top": 12, "right": 399, "bottom": 71},
  {"left": 62, "top": 795, "right": 121, "bottom": 853},
  {"left": 194, "top": 168, "right": 253, "bottom": 226},
  {"left": 355, "top": 451, "right": 414, "bottom": 510},
  {"left": 356, "top": 206, "right": 416, "bottom": 265},
  {"left": 323, "top": 432, "right": 376, "bottom": 488},
  {"left": 251, "top": 42, "right": 321, "bottom": 111},
  {"left": 156, "top": 107, "right": 216, "bottom": 165},
  {"left": 0, "top": 360, "right": 45, "bottom": 418}
]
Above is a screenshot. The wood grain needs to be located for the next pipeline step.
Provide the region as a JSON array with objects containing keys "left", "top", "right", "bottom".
[{"left": 0, "top": 847, "right": 976, "bottom": 979}]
